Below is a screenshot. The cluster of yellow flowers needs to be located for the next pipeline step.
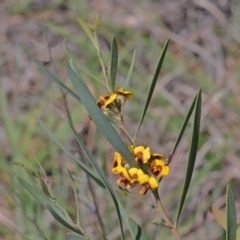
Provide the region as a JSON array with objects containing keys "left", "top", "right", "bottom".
[
  {"left": 112, "top": 146, "right": 169, "bottom": 195},
  {"left": 95, "top": 88, "right": 169, "bottom": 195},
  {"left": 96, "top": 88, "right": 133, "bottom": 119}
]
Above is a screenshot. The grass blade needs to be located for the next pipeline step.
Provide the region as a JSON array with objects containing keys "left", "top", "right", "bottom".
[
  {"left": 175, "top": 89, "right": 201, "bottom": 225},
  {"left": 21, "top": 47, "right": 81, "bottom": 103},
  {"left": 69, "top": 121, "right": 124, "bottom": 240},
  {"left": 226, "top": 184, "right": 237, "bottom": 240},
  {"left": 67, "top": 169, "right": 80, "bottom": 225},
  {"left": 171, "top": 92, "right": 198, "bottom": 157},
  {"left": 66, "top": 65, "right": 137, "bottom": 167},
  {"left": 124, "top": 50, "right": 135, "bottom": 90},
  {"left": 64, "top": 45, "right": 103, "bottom": 84},
  {"left": 134, "top": 39, "right": 170, "bottom": 139},
  {"left": 110, "top": 36, "right": 118, "bottom": 90}
]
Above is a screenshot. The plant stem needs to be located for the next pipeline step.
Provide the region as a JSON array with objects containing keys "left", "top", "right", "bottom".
[
  {"left": 94, "top": 32, "right": 112, "bottom": 92},
  {"left": 152, "top": 190, "right": 181, "bottom": 240},
  {"left": 118, "top": 121, "right": 134, "bottom": 146}
]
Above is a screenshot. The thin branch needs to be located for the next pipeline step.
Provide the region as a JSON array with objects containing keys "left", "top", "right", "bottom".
[{"left": 152, "top": 190, "right": 181, "bottom": 240}]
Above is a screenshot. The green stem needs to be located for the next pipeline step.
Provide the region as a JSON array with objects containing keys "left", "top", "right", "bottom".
[
  {"left": 118, "top": 121, "right": 134, "bottom": 146},
  {"left": 94, "top": 32, "right": 112, "bottom": 92},
  {"left": 152, "top": 190, "right": 181, "bottom": 240}
]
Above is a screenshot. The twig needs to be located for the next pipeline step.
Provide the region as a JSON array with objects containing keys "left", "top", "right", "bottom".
[{"left": 152, "top": 190, "right": 181, "bottom": 240}]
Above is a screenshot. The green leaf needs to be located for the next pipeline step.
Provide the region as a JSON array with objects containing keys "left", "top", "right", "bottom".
[
  {"left": 209, "top": 206, "right": 226, "bottom": 230},
  {"left": 171, "top": 93, "right": 198, "bottom": 157},
  {"left": 110, "top": 36, "right": 118, "bottom": 90},
  {"left": 67, "top": 233, "right": 89, "bottom": 240},
  {"left": 67, "top": 169, "right": 80, "bottom": 224},
  {"left": 17, "top": 177, "right": 82, "bottom": 235},
  {"left": 77, "top": 17, "right": 98, "bottom": 49},
  {"left": 66, "top": 65, "right": 137, "bottom": 168},
  {"left": 134, "top": 39, "right": 170, "bottom": 139},
  {"left": 175, "top": 89, "right": 201, "bottom": 225},
  {"left": 128, "top": 218, "right": 150, "bottom": 240},
  {"left": 64, "top": 45, "right": 103, "bottom": 84},
  {"left": 226, "top": 184, "right": 237, "bottom": 240},
  {"left": 35, "top": 115, "right": 100, "bottom": 180},
  {"left": 40, "top": 178, "right": 54, "bottom": 199},
  {"left": 68, "top": 120, "right": 124, "bottom": 240},
  {"left": 46, "top": 204, "right": 82, "bottom": 235},
  {"left": 70, "top": 57, "right": 82, "bottom": 79},
  {"left": 18, "top": 177, "right": 50, "bottom": 207},
  {"left": 21, "top": 47, "right": 81, "bottom": 103},
  {"left": 124, "top": 50, "right": 135, "bottom": 90},
  {"left": 11, "top": 161, "right": 25, "bottom": 168}
]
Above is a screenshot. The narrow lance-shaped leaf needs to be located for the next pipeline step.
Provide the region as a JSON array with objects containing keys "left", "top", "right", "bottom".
[
  {"left": 226, "top": 184, "right": 237, "bottom": 240},
  {"left": 128, "top": 218, "right": 150, "bottom": 240},
  {"left": 67, "top": 169, "right": 80, "bottom": 225},
  {"left": 21, "top": 47, "right": 81, "bottom": 103},
  {"left": 34, "top": 116, "right": 102, "bottom": 183},
  {"left": 175, "top": 89, "right": 201, "bottom": 225},
  {"left": 134, "top": 39, "right": 170, "bottom": 140},
  {"left": 209, "top": 206, "right": 227, "bottom": 230},
  {"left": 77, "top": 17, "right": 98, "bottom": 50},
  {"left": 70, "top": 58, "right": 82, "bottom": 79},
  {"left": 46, "top": 204, "right": 82, "bottom": 235},
  {"left": 171, "top": 92, "right": 198, "bottom": 157},
  {"left": 124, "top": 50, "right": 136, "bottom": 90},
  {"left": 69, "top": 120, "right": 124, "bottom": 240},
  {"left": 40, "top": 178, "right": 54, "bottom": 199},
  {"left": 66, "top": 65, "right": 137, "bottom": 168},
  {"left": 17, "top": 177, "right": 83, "bottom": 235},
  {"left": 35, "top": 115, "right": 110, "bottom": 203},
  {"left": 64, "top": 45, "right": 103, "bottom": 84},
  {"left": 110, "top": 36, "right": 118, "bottom": 91}
]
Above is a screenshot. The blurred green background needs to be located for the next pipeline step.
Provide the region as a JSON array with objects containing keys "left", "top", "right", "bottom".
[{"left": 1, "top": 0, "right": 240, "bottom": 239}]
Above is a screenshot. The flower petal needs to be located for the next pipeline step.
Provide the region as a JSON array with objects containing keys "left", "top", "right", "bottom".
[
  {"left": 134, "top": 146, "right": 151, "bottom": 164},
  {"left": 150, "top": 159, "right": 165, "bottom": 168},
  {"left": 128, "top": 168, "right": 138, "bottom": 177},
  {"left": 151, "top": 153, "right": 164, "bottom": 161},
  {"left": 112, "top": 152, "right": 123, "bottom": 174},
  {"left": 120, "top": 167, "right": 131, "bottom": 181},
  {"left": 158, "top": 166, "right": 169, "bottom": 178},
  {"left": 104, "top": 94, "right": 117, "bottom": 108},
  {"left": 138, "top": 174, "right": 150, "bottom": 185},
  {"left": 114, "top": 88, "right": 134, "bottom": 99},
  {"left": 149, "top": 177, "right": 158, "bottom": 190}
]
